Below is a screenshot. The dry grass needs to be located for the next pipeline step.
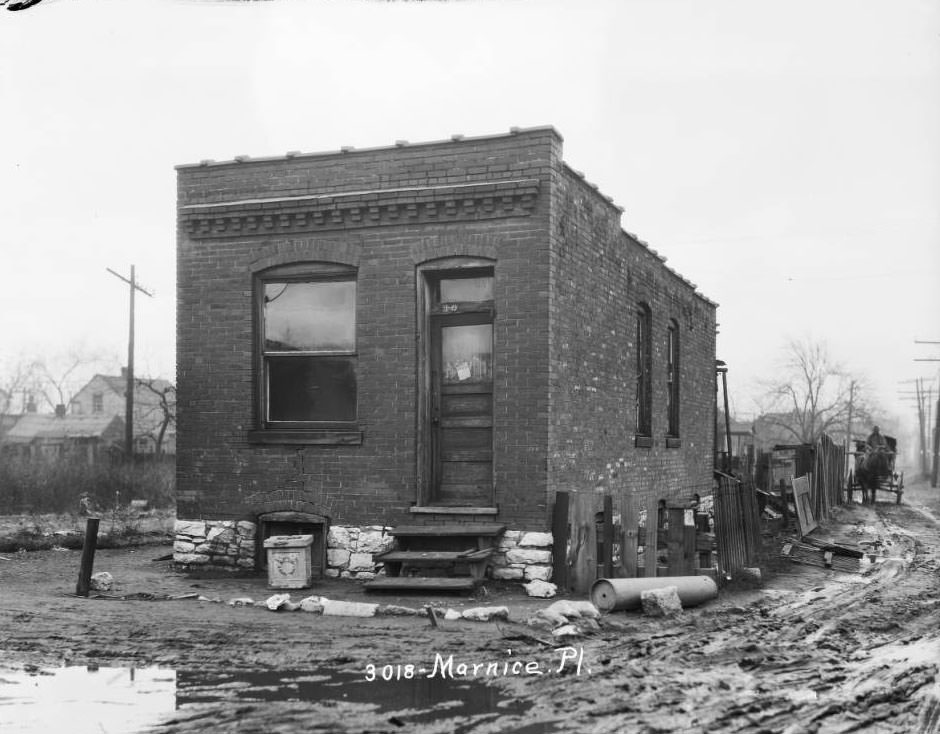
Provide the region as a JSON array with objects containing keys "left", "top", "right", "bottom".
[{"left": 0, "top": 508, "right": 175, "bottom": 553}]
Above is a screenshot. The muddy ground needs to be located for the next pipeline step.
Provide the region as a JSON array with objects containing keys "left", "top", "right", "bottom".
[{"left": 1, "top": 477, "right": 939, "bottom": 733}]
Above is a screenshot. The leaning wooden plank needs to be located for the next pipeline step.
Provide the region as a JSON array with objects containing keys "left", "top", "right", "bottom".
[
  {"left": 644, "top": 494, "right": 659, "bottom": 578},
  {"left": 667, "top": 507, "right": 685, "bottom": 576},
  {"left": 551, "top": 491, "right": 570, "bottom": 588},
  {"left": 619, "top": 491, "right": 638, "bottom": 577}
]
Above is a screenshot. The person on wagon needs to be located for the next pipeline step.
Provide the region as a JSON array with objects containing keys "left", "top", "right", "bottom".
[{"left": 867, "top": 425, "right": 887, "bottom": 449}]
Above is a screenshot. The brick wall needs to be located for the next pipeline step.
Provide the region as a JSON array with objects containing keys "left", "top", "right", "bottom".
[
  {"left": 546, "top": 165, "right": 717, "bottom": 507},
  {"left": 176, "top": 128, "right": 560, "bottom": 530}
]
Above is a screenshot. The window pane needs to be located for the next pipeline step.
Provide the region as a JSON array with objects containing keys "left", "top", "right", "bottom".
[
  {"left": 264, "top": 281, "right": 356, "bottom": 352},
  {"left": 439, "top": 277, "right": 493, "bottom": 303},
  {"left": 442, "top": 324, "right": 493, "bottom": 383},
  {"left": 267, "top": 356, "right": 357, "bottom": 422}
]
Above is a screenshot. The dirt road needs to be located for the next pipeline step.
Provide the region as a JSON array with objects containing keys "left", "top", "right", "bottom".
[{"left": 1, "top": 478, "right": 938, "bottom": 733}]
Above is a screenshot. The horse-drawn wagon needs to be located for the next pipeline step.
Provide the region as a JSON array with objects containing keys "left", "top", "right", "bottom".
[{"left": 847, "top": 435, "right": 903, "bottom": 504}]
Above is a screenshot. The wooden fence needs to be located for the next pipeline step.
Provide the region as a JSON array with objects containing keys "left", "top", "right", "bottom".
[
  {"left": 712, "top": 472, "right": 762, "bottom": 577},
  {"left": 811, "top": 433, "right": 845, "bottom": 523},
  {"left": 552, "top": 487, "right": 714, "bottom": 594}
]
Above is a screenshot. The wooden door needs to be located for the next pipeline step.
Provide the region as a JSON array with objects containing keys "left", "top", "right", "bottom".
[{"left": 430, "top": 312, "right": 494, "bottom": 506}]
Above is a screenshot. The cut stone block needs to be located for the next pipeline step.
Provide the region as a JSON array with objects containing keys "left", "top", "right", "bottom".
[
  {"left": 505, "top": 548, "right": 552, "bottom": 565},
  {"left": 519, "top": 531, "right": 553, "bottom": 548},
  {"left": 641, "top": 586, "right": 683, "bottom": 617},
  {"left": 524, "top": 564, "right": 554, "bottom": 582}
]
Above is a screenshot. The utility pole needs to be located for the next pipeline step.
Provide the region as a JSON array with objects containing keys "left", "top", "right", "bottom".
[
  {"left": 916, "top": 379, "right": 928, "bottom": 478},
  {"left": 913, "top": 340, "right": 940, "bottom": 487},
  {"left": 107, "top": 266, "right": 154, "bottom": 462}
]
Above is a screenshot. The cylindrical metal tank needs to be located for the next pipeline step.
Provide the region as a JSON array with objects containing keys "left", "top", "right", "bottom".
[{"left": 590, "top": 575, "right": 718, "bottom": 612}]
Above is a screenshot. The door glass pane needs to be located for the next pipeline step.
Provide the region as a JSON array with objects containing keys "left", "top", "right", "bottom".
[
  {"left": 267, "top": 356, "right": 357, "bottom": 421},
  {"left": 442, "top": 324, "right": 493, "bottom": 383},
  {"left": 439, "top": 277, "right": 493, "bottom": 303},
  {"left": 264, "top": 281, "right": 356, "bottom": 352}
]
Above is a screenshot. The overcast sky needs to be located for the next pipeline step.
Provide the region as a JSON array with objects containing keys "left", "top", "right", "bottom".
[{"left": 2, "top": 0, "right": 938, "bottom": 429}]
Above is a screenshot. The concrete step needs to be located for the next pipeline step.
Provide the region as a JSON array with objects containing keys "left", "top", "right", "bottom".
[{"left": 363, "top": 577, "right": 479, "bottom": 592}]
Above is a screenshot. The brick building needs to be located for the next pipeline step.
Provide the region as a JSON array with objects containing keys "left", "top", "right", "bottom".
[{"left": 174, "top": 127, "right": 717, "bottom": 577}]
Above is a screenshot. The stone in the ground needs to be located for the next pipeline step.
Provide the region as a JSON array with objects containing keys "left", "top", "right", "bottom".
[
  {"left": 523, "top": 579, "right": 557, "bottom": 598},
  {"left": 568, "top": 600, "right": 601, "bottom": 619},
  {"left": 321, "top": 599, "right": 377, "bottom": 617},
  {"left": 552, "top": 624, "right": 581, "bottom": 639},
  {"left": 461, "top": 606, "right": 510, "bottom": 622},
  {"left": 443, "top": 608, "right": 462, "bottom": 621},
  {"left": 534, "top": 608, "right": 568, "bottom": 628},
  {"left": 299, "top": 596, "right": 324, "bottom": 613},
  {"left": 265, "top": 593, "right": 293, "bottom": 611},
  {"left": 89, "top": 572, "right": 113, "bottom": 592},
  {"left": 641, "top": 586, "right": 683, "bottom": 617},
  {"left": 544, "top": 600, "right": 583, "bottom": 619},
  {"left": 525, "top": 614, "right": 555, "bottom": 631},
  {"left": 228, "top": 597, "right": 254, "bottom": 607}
]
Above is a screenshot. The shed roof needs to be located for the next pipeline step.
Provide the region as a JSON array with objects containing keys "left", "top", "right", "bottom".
[{"left": 4, "top": 414, "right": 124, "bottom": 442}]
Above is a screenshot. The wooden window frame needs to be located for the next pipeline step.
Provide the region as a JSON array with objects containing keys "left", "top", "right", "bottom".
[
  {"left": 248, "top": 262, "right": 362, "bottom": 446},
  {"left": 634, "top": 303, "right": 652, "bottom": 446},
  {"left": 666, "top": 319, "right": 680, "bottom": 446},
  {"left": 415, "top": 258, "right": 496, "bottom": 508}
]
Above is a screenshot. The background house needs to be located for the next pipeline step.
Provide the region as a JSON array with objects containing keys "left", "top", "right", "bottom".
[
  {"left": 174, "top": 127, "right": 717, "bottom": 576},
  {"left": 69, "top": 370, "right": 176, "bottom": 456},
  {"left": 1, "top": 407, "right": 124, "bottom": 465}
]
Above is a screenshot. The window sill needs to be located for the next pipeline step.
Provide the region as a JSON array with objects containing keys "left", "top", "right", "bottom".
[
  {"left": 665, "top": 437, "right": 682, "bottom": 449},
  {"left": 247, "top": 429, "right": 363, "bottom": 446},
  {"left": 410, "top": 506, "right": 498, "bottom": 515},
  {"left": 634, "top": 435, "right": 653, "bottom": 449}
]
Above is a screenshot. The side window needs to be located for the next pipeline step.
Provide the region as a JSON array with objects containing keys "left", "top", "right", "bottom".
[
  {"left": 259, "top": 266, "right": 357, "bottom": 426},
  {"left": 666, "top": 319, "right": 680, "bottom": 438},
  {"left": 635, "top": 303, "right": 652, "bottom": 439},
  {"left": 92, "top": 393, "right": 104, "bottom": 414}
]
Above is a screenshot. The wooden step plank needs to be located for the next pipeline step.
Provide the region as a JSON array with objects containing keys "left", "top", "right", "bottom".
[
  {"left": 389, "top": 524, "right": 506, "bottom": 537},
  {"left": 363, "top": 577, "right": 479, "bottom": 592},
  {"left": 375, "top": 549, "right": 493, "bottom": 563}
]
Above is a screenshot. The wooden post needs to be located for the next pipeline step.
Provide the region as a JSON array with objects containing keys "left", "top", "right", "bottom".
[
  {"left": 778, "top": 477, "right": 789, "bottom": 526},
  {"left": 644, "top": 494, "right": 659, "bottom": 577},
  {"left": 551, "top": 491, "right": 569, "bottom": 588},
  {"left": 602, "top": 494, "right": 614, "bottom": 578},
  {"left": 620, "top": 493, "right": 638, "bottom": 577},
  {"left": 667, "top": 507, "right": 684, "bottom": 576},
  {"left": 76, "top": 518, "right": 100, "bottom": 596}
]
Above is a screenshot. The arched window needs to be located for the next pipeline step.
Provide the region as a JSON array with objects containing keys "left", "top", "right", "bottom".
[{"left": 635, "top": 303, "right": 652, "bottom": 440}]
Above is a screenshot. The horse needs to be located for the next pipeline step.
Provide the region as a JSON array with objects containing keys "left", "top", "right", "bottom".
[{"left": 855, "top": 443, "right": 892, "bottom": 505}]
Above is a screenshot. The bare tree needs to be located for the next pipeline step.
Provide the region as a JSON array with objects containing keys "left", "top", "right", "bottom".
[
  {"left": 32, "top": 347, "right": 113, "bottom": 412},
  {"left": 134, "top": 377, "right": 176, "bottom": 456},
  {"left": 757, "top": 339, "right": 877, "bottom": 445},
  {"left": 0, "top": 356, "right": 43, "bottom": 415}
]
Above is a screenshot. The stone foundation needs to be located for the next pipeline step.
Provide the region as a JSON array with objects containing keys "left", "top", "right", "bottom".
[{"left": 173, "top": 520, "right": 553, "bottom": 581}]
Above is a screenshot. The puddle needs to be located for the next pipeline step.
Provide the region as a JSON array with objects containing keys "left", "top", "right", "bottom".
[
  {"left": 0, "top": 665, "right": 175, "bottom": 734},
  {"left": 0, "top": 664, "right": 558, "bottom": 733}
]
